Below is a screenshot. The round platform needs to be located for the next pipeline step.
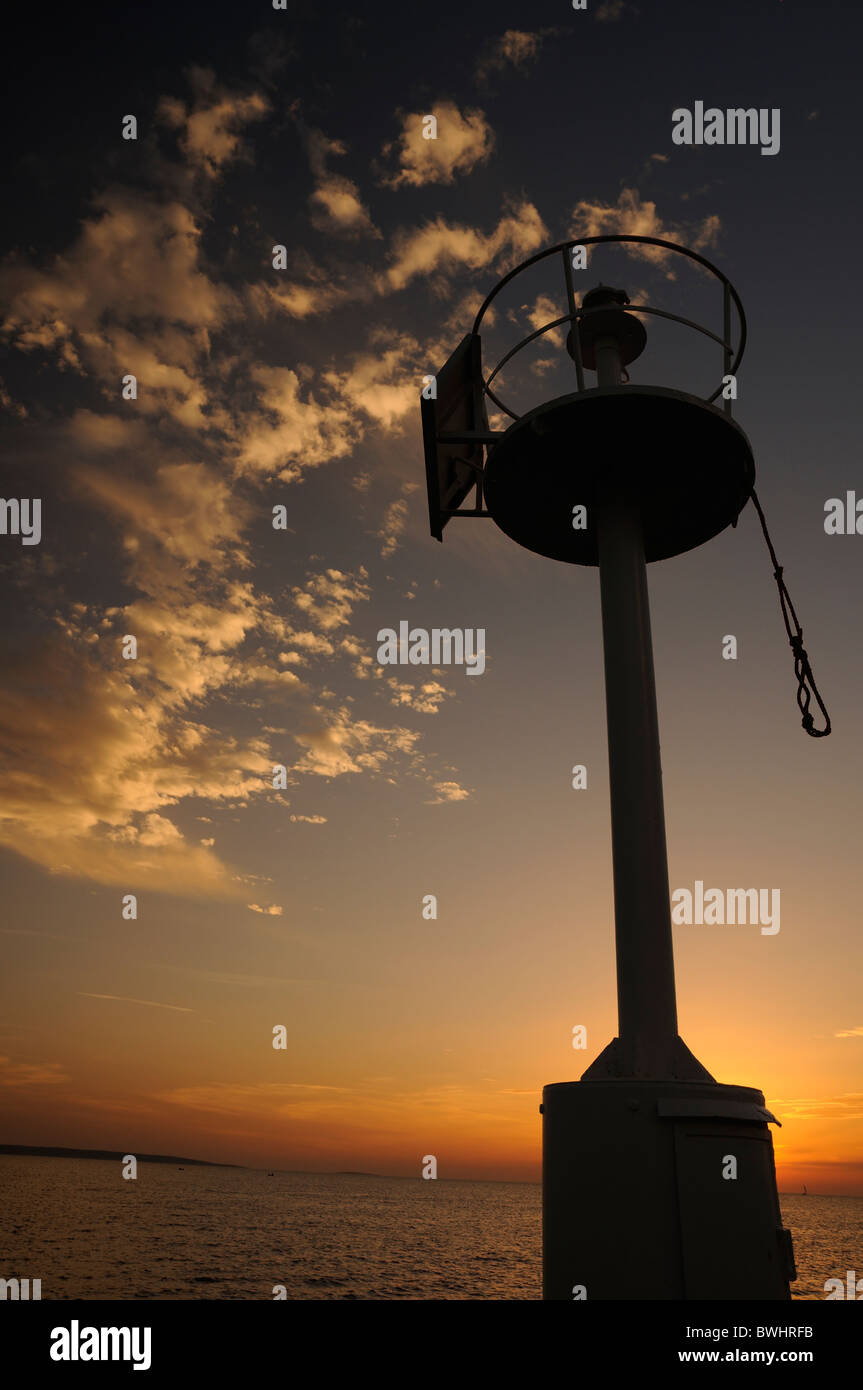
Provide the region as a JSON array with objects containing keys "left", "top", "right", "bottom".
[{"left": 482, "top": 386, "right": 755, "bottom": 564}]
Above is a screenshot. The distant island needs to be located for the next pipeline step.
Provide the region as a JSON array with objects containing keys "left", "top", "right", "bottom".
[{"left": 0, "top": 1144, "right": 238, "bottom": 1168}]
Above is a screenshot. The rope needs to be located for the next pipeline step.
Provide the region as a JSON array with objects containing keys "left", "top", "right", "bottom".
[{"left": 748, "top": 489, "right": 831, "bottom": 737}]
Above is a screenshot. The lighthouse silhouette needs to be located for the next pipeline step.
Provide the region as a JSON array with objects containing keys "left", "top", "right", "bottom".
[{"left": 422, "top": 233, "right": 797, "bottom": 1300}]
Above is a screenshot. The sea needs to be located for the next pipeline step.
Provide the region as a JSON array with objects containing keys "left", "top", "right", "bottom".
[{"left": 1, "top": 1157, "right": 860, "bottom": 1301}]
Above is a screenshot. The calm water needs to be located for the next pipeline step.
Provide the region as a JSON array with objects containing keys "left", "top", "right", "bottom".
[{"left": 1, "top": 1157, "right": 859, "bottom": 1300}]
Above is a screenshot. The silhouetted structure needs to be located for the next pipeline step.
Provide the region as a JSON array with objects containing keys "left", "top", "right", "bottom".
[{"left": 423, "top": 235, "right": 796, "bottom": 1300}]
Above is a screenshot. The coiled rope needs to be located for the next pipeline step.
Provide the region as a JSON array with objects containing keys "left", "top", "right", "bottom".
[{"left": 748, "top": 489, "right": 831, "bottom": 737}]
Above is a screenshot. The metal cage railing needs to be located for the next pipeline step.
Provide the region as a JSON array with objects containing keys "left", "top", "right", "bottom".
[{"left": 470, "top": 233, "right": 747, "bottom": 421}]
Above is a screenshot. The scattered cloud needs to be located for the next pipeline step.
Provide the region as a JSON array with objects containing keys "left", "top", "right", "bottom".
[
  {"left": 292, "top": 706, "right": 419, "bottom": 778},
  {"left": 0, "top": 632, "right": 268, "bottom": 897},
  {"left": 381, "top": 200, "right": 548, "bottom": 293},
  {"left": 773, "top": 1094, "right": 863, "bottom": 1120},
  {"left": 518, "top": 292, "right": 565, "bottom": 347},
  {"left": 425, "top": 780, "right": 471, "bottom": 804},
  {"left": 0, "top": 187, "right": 236, "bottom": 400},
  {"left": 229, "top": 365, "right": 358, "bottom": 482},
  {"left": 290, "top": 568, "right": 371, "bottom": 632},
  {"left": 157, "top": 67, "right": 270, "bottom": 177},
  {"left": 0, "top": 1056, "right": 68, "bottom": 1087},
  {"left": 156, "top": 1080, "right": 350, "bottom": 1118},
  {"left": 380, "top": 101, "right": 495, "bottom": 188},
  {"left": 595, "top": 0, "right": 633, "bottom": 20},
  {"left": 378, "top": 483, "right": 420, "bottom": 557},
  {"left": 303, "top": 126, "right": 380, "bottom": 238},
  {"left": 0, "top": 64, "right": 485, "bottom": 902},
  {"left": 323, "top": 334, "right": 422, "bottom": 431},
  {"left": 476, "top": 30, "right": 544, "bottom": 85},
  {"left": 386, "top": 678, "right": 452, "bottom": 714},
  {"left": 568, "top": 187, "right": 720, "bottom": 277},
  {"left": 77, "top": 994, "right": 195, "bottom": 1013}
]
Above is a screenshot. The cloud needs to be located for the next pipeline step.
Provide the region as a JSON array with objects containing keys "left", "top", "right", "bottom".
[
  {"left": 0, "top": 187, "right": 241, "bottom": 432},
  {"left": 78, "top": 994, "right": 195, "bottom": 1013},
  {"left": 568, "top": 188, "right": 721, "bottom": 277},
  {"left": 65, "top": 410, "right": 142, "bottom": 451},
  {"left": 229, "top": 365, "right": 358, "bottom": 482},
  {"left": 292, "top": 707, "right": 419, "bottom": 778},
  {"left": 386, "top": 678, "right": 452, "bottom": 714},
  {"left": 114, "top": 814, "right": 184, "bottom": 848},
  {"left": 253, "top": 273, "right": 363, "bottom": 321},
  {"left": 1, "top": 187, "right": 234, "bottom": 357},
  {"left": 425, "top": 780, "right": 471, "bottom": 804},
  {"left": 0, "top": 1056, "right": 68, "bottom": 1087},
  {"left": 381, "top": 200, "right": 548, "bottom": 293},
  {"left": 156, "top": 1080, "right": 350, "bottom": 1118},
  {"left": 151, "top": 1077, "right": 535, "bottom": 1148},
  {"left": 0, "top": 72, "right": 477, "bottom": 903},
  {"left": 835, "top": 1026, "right": 863, "bottom": 1039},
  {"left": 157, "top": 67, "right": 270, "bottom": 177},
  {"left": 290, "top": 568, "right": 371, "bottom": 632},
  {"left": 322, "top": 334, "right": 423, "bottom": 431},
  {"left": 304, "top": 127, "right": 380, "bottom": 238},
  {"left": 517, "top": 292, "right": 565, "bottom": 347},
  {"left": 475, "top": 30, "right": 544, "bottom": 84},
  {"left": 378, "top": 483, "right": 420, "bottom": 557},
  {"left": 119, "top": 583, "right": 273, "bottom": 706},
  {"left": 0, "top": 631, "right": 269, "bottom": 896},
  {"left": 289, "top": 813, "right": 327, "bottom": 824},
  {"left": 165, "top": 969, "right": 313, "bottom": 987},
  {"left": 0, "top": 530, "right": 438, "bottom": 892},
  {"left": 256, "top": 206, "right": 543, "bottom": 325},
  {"left": 595, "top": 0, "right": 632, "bottom": 19},
  {"left": 633, "top": 152, "right": 671, "bottom": 188},
  {"left": 772, "top": 1094, "right": 863, "bottom": 1120},
  {"left": 248, "top": 903, "right": 284, "bottom": 916},
  {"left": 76, "top": 460, "right": 251, "bottom": 569},
  {"left": 380, "top": 102, "right": 495, "bottom": 188},
  {"left": 280, "top": 630, "right": 337, "bottom": 660},
  {"left": 0, "top": 379, "right": 27, "bottom": 419}
]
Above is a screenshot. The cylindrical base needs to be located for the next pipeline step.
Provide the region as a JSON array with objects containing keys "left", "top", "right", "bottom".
[{"left": 542, "top": 1078, "right": 794, "bottom": 1301}]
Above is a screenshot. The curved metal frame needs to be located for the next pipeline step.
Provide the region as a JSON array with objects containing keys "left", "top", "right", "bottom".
[{"left": 470, "top": 234, "right": 747, "bottom": 422}]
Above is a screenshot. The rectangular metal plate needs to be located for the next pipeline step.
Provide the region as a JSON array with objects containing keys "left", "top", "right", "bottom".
[
  {"left": 422, "top": 333, "right": 486, "bottom": 541},
  {"left": 672, "top": 1126, "right": 790, "bottom": 1299}
]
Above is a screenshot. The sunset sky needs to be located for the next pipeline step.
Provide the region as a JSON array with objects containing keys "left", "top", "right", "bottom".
[{"left": 1, "top": 0, "right": 861, "bottom": 1193}]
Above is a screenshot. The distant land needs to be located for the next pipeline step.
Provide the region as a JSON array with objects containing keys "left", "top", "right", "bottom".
[
  {"left": 0, "top": 1152, "right": 845, "bottom": 1192},
  {"left": 0, "top": 1144, "right": 239, "bottom": 1168}
]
